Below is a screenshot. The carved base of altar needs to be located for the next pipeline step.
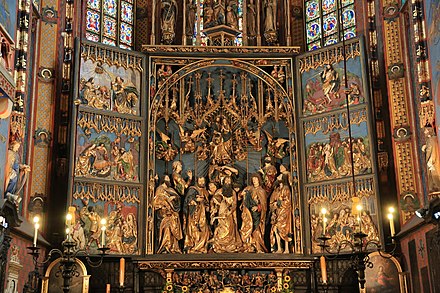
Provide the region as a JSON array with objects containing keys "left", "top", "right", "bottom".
[{"left": 136, "top": 254, "right": 318, "bottom": 293}]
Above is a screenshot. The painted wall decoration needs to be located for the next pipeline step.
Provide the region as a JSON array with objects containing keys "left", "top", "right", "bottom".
[
  {"left": 0, "top": 0, "right": 17, "bottom": 39},
  {"left": 71, "top": 42, "right": 144, "bottom": 255},
  {"left": 297, "top": 39, "right": 380, "bottom": 254},
  {"left": 0, "top": 118, "right": 9, "bottom": 196}
]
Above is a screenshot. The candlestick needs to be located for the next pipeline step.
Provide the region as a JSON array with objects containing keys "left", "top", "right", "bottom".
[
  {"left": 119, "top": 257, "right": 125, "bottom": 287},
  {"left": 387, "top": 213, "right": 395, "bottom": 237},
  {"left": 106, "top": 283, "right": 111, "bottom": 293},
  {"left": 320, "top": 255, "right": 328, "bottom": 284},
  {"left": 321, "top": 208, "right": 327, "bottom": 234}
]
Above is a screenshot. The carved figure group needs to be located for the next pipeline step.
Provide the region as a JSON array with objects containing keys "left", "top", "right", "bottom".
[
  {"left": 307, "top": 132, "right": 371, "bottom": 182},
  {"left": 153, "top": 160, "right": 294, "bottom": 254},
  {"left": 79, "top": 75, "right": 139, "bottom": 115}
]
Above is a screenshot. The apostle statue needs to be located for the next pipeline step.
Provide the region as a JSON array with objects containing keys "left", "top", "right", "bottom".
[
  {"left": 154, "top": 175, "right": 183, "bottom": 253},
  {"left": 239, "top": 173, "right": 267, "bottom": 253},
  {"left": 4, "top": 139, "right": 30, "bottom": 204},
  {"left": 211, "top": 176, "right": 242, "bottom": 252},
  {"left": 172, "top": 160, "right": 193, "bottom": 196},
  {"left": 184, "top": 177, "right": 211, "bottom": 253},
  {"left": 269, "top": 172, "right": 292, "bottom": 253}
]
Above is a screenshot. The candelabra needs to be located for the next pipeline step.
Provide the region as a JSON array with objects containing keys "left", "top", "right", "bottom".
[
  {"left": 318, "top": 230, "right": 397, "bottom": 290},
  {"left": 24, "top": 233, "right": 109, "bottom": 293}
]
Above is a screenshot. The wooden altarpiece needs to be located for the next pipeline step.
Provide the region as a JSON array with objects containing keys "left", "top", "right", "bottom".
[{"left": 68, "top": 38, "right": 381, "bottom": 292}]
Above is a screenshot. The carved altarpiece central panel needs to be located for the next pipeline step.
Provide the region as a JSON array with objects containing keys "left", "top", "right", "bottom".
[{"left": 145, "top": 51, "right": 303, "bottom": 256}]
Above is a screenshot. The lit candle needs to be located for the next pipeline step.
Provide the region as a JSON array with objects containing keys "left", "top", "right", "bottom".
[
  {"left": 33, "top": 216, "right": 40, "bottom": 247},
  {"left": 33, "top": 224, "right": 39, "bottom": 247},
  {"left": 119, "top": 257, "right": 125, "bottom": 287},
  {"left": 100, "top": 218, "right": 107, "bottom": 248},
  {"left": 387, "top": 213, "right": 395, "bottom": 237},
  {"left": 321, "top": 208, "right": 327, "bottom": 234},
  {"left": 320, "top": 255, "right": 328, "bottom": 284},
  {"left": 356, "top": 205, "right": 363, "bottom": 232},
  {"left": 66, "top": 213, "right": 72, "bottom": 227},
  {"left": 106, "top": 284, "right": 110, "bottom": 293}
]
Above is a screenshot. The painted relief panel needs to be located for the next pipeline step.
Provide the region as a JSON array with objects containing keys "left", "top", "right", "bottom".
[
  {"left": 300, "top": 42, "right": 366, "bottom": 116},
  {"left": 78, "top": 57, "right": 141, "bottom": 115},
  {"left": 74, "top": 110, "right": 140, "bottom": 182},
  {"left": 304, "top": 108, "right": 372, "bottom": 183},
  {"left": 297, "top": 39, "right": 380, "bottom": 254},
  {"left": 0, "top": 0, "right": 17, "bottom": 39},
  {"left": 146, "top": 56, "right": 302, "bottom": 255},
  {"left": 72, "top": 42, "right": 144, "bottom": 255},
  {"left": 71, "top": 187, "right": 139, "bottom": 254}
]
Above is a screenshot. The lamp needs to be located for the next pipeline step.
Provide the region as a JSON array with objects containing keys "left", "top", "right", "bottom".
[
  {"left": 24, "top": 211, "right": 109, "bottom": 293},
  {"left": 415, "top": 207, "right": 429, "bottom": 219}
]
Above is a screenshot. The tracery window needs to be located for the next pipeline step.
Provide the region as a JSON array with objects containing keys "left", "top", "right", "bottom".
[
  {"left": 305, "top": 0, "right": 356, "bottom": 51},
  {"left": 85, "top": 0, "right": 134, "bottom": 49}
]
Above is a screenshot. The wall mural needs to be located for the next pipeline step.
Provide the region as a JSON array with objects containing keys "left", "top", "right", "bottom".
[
  {"left": 297, "top": 39, "right": 380, "bottom": 253},
  {"left": 71, "top": 42, "right": 144, "bottom": 255},
  {"left": 146, "top": 57, "right": 302, "bottom": 255}
]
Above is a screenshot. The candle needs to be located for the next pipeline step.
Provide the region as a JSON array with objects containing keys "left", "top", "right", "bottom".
[
  {"left": 33, "top": 216, "right": 40, "bottom": 247},
  {"left": 321, "top": 208, "right": 327, "bottom": 234},
  {"left": 66, "top": 213, "right": 72, "bottom": 227},
  {"left": 119, "top": 257, "right": 125, "bottom": 287},
  {"left": 100, "top": 218, "right": 107, "bottom": 248},
  {"left": 356, "top": 205, "right": 362, "bottom": 232},
  {"left": 320, "top": 255, "right": 328, "bottom": 284},
  {"left": 388, "top": 213, "right": 395, "bottom": 237},
  {"left": 33, "top": 223, "right": 39, "bottom": 247},
  {"left": 106, "top": 284, "right": 110, "bottom": 293}
]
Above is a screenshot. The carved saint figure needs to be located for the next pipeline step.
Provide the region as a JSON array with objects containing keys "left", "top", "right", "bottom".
[
  {"left": 320, "top": 64, "right": 340, "bottom": 104},
  {"left": 269, "top": 173, "right": 292, "bottom": 253},
  {"left": 422, "top": 123, "right": 440, "bottom": 193},
  {"left": 111, "top": 76, "right": 139, "bottom": 114},
  {"left": 263, "top": 0, "right": 277, "bottom": 32},
  {"left": 172, "top": 160, "right": 193, "bottom": 196},
  {"left": 226, "top": 2, "right": 238, "bottom": 29},
  {"left": 239, "top": 174, "right": 267, "bottom": 253},
  {"left": 154, "top": 175, "right": 183, "bottom": 253},
  {"left": 184, "top": 177, "right": 210, "bottom": 253},
  {"left": 161, "top": 0, "right": 178, "bottom": 44},
  {"left": 80, "top": 205, "right": 103, "bottom": 249},
  {"left": 211, "top": 176, "right": 242, "bottom": 252},
  {"left": 258, "top": 155, "right": 278, "bottom": 195},
  {"left": 186, "top": 0, "right": 197, "bottom": 36},
  {"left": 4, "top": 140, "right": 31, "bottom": 203},
  {"left": 247, "top": 0, "right": 257, "bottom": 36}
]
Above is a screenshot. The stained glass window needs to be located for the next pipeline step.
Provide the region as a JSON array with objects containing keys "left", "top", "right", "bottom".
[
  {"left": 305, "top": 0, "right": 356, "bottom": 51},
  {"left": 85, "top": 0, "right": 134, "bottom": 49}
]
